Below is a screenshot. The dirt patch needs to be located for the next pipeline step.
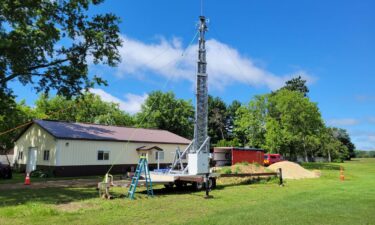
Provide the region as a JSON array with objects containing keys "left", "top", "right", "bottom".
[{"left": 268, "top": 161, "right": 320, "bottom": 179}]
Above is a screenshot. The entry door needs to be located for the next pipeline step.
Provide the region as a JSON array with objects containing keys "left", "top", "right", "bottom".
[{"left": 26, "top": 147, "right": 37, "bottom": 173}]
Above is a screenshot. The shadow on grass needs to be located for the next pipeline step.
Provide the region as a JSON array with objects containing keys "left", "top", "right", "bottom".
[
  {"left": 135, "top": 177, "right": 280, "bottom": 198},
  {"left": 215, "top": 176, "right": 281, "bottom": 190},
  {"left": 301, "top": 163, "right": 341, "bottom": 170},
  {"left": 138, "top": 185, "right": 203, "bottom": 197},
  {"left": 0, "top": 187, "right": 99, "bottom": 208}
]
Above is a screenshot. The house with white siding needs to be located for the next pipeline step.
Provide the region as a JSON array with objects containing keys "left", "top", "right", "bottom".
[{"left": 13, "top": 120, "right": 190, "bottom": 176}]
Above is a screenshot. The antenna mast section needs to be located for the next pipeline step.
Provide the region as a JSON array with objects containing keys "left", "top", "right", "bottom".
[
  {"left": 193, "top": 16, "right": 209, "bottom": 154},
  {"left": 169, "top": 15, "right": 210, "bottom": 175},
  {"left": 187, "top": 15, "right": 210, "bottom": 175}
]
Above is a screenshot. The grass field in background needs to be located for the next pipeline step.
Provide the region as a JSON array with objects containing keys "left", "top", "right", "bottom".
[{"left": 0, "top": 158, "right": 374, "bottom": 225}]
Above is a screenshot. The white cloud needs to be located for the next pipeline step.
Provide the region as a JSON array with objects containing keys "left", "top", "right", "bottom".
[
  {"left": 89, "top": 88, "right": 147, "bottom": 114},
  {"left": 115, "top": 36, "right": 313, "bottom": 90},
  {"left": 122, "top": 93, "right": 148, "bottom": 114},
  {"left": 327, "top": 118, "right": 360, "bottom": 127}
]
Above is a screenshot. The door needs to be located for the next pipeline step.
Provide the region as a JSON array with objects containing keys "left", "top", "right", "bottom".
[{"left": 26, "top": 147, "right": 37, "bottom": 173}]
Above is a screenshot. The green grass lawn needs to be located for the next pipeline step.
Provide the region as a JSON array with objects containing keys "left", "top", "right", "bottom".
[{"left": 0, "top": 158, "right": 374, "bottom": 225}]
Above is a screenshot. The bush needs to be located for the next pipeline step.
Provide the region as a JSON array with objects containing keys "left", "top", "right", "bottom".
[
  {"left": 234, "top": 166, "right": 241, "bottom": 174},
  {"left": 333, "top": 158, "right": 344, "bottom": 163},
  {"left": 221, "top": 167, "right": 232, "bottom": 174},
  {"left": 235, "top": 162, "right": 249, "bottom": 166},
  {"left": 30, "top": 169, "right": 53, "bottom": 178}
]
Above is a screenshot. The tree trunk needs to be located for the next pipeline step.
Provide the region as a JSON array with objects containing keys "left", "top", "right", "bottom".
[
  {"left": 303, "top": 142, "right": 309, "bottom": 162},
  {"left": 219, "top": 127, "right": 225, "bottom": 140},
  {"left": 302, "top": 137, "right": 309, "bottom": 162},
  {"left": 5, "top": 154, "right": 11, "bottom": 165},
  {"left": 328, "top": 150, "right": 331, "bottom": 163}
]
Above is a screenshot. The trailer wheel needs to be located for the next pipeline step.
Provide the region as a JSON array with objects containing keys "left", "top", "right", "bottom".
[
  {"left": 175, "top": 181, "right": 184, "bottom": 189},
  {"left": 164, "top": 183, "right": 174, "bottom": 189},
  {"left": 192, "top": 182, "right": 204, "bottom": 191}
]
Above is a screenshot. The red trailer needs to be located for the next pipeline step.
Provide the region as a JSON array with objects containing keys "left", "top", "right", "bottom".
[{"left": 213, "top": 147, "right": 264, "bottom": 166}]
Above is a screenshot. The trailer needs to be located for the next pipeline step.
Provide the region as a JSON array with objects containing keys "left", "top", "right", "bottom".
[{"left": 213, "top": 147, "right": 265, "bottom": 166}]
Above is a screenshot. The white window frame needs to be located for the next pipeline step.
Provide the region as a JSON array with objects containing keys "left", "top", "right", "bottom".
[
  {"left": 97, "top": 150, "right": 110, "bottom": 161},
  {"left": 43, "top": 150, "right": 50, "bottom": 161},
  {"left": 18, "top": 151, "right": 23, "bottom": 160},
  {"left": 155, "top": 151, "right": 164, "bottom": 161}
]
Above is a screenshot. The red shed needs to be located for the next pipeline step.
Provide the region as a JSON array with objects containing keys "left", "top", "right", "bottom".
[{"left": 213, "top": 147, "right": 264, "bottom": 166}]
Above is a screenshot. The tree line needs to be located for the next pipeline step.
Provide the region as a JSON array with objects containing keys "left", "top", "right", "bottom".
[{"left": 0, "top": 77, "right": 356, "bottom": 163}]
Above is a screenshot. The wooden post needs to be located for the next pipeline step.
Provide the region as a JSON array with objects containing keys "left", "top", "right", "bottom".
[{"left": 278, "top": 168, "right": 284, "bottom": 186}]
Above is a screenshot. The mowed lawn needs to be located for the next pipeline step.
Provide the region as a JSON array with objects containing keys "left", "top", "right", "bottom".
[{"left": 0, "top": 159, "right": 374, "bottom": 225}]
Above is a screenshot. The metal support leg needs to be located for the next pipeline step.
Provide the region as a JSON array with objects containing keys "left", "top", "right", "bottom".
[
  {"left": 278, "top": 168, "right": 284, "bottom": 186},
  {"left": 204, "top": 173, "right": 213, "bottom": 199}
]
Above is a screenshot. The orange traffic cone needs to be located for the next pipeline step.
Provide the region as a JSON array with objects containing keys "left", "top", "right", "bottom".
[
  {"left": 24, "top": 173, "right": 31, "bottom": 185},
  {"left": 340, "top": 166, "right": 345, "bottom": 181}
]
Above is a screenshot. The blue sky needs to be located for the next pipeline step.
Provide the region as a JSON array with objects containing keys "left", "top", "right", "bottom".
[{"left": 9, "top": 0, "right": 375, "bottom": 150}]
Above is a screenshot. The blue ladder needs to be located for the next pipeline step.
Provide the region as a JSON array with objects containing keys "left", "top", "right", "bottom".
[{"left": 128, "top": 156, "right": 154, "bottom": 200}]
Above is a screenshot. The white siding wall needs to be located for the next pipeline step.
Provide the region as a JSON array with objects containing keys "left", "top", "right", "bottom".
[
  {"left": 57, "top": 139, "right": 188, "bottom": 166},
  {"left": 13, "top": 124, "right": 57, "bottom": 166},
  {"left": 0, "top": 155, "right": 13, "bottom": 166}
]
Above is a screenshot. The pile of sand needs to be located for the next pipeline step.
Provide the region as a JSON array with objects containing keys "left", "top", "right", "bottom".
[
  {"left": 213, "top": 163, "right": 272, "bottom": 174},
  {"left": 230, "top": 164, "right": 270, "bottom": 173},
  {"left": 268, "top": 161, "right": 320, "bottom": 179}
]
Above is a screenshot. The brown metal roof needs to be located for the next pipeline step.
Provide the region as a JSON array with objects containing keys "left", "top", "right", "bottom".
[{"left": 33, "top": 120, "right": 191, "bottom": 145}]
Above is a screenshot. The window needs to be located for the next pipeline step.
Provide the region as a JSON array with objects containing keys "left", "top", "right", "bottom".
[
  {"left": 18, "top": 151, "right": 23, "bottom": 160},
  {"left": 43, "top": 150, "right": 50, "bottom": 161},
  {"left": 155, "top": 151, "right": 164, "bottom": 160},
  {"left": 98, "top": 151, "right": 109, "bottom": 160}
]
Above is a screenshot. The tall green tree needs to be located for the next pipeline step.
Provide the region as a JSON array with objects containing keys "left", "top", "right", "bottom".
[
  {"left": 225, "top": 100, "right": 241, "bottom": 139},
  {"left": 268, "top": 89, "right": 324, "bottom": 161},
  {"left": 318, "top": 127, "right": 349, "bottom": 162},
  {"left": 331, "top": 127, "right": 356, "bottom": 159},
  {"left": 0, "top": 98, "right": 36, "bottom": 155},
  {"left": 279, "top": 76, "right": 309, "bottom": 96},
  {"left": 234, "top": 89, "right": 328, "bottom": 161},
  {"left": 0, "top": 0, "right": 122, "bottom": 98},
  {"left": 35, "top": 93, "right": 134, "bottom": 126},
  {"left": 208, "top": 96, "right": 228, "bottom": 143},
  {"left": 136, "top": 91, "right": 194, "bottom": 139},
  {"left": 234, "top": 95, "right": 268, "bottom": 148},
  {"left": 264, "top": 117, "right": 284, "bottom": 153}
]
